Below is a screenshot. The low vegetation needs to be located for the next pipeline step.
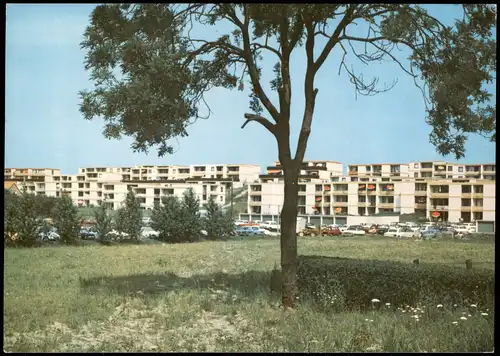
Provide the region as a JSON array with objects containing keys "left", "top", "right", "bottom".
[{"left": 3, "top": 237, "right": 494, "bottom": 352}]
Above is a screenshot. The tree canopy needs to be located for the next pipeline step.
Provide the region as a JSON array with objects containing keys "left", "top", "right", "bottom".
[{"left": 80, "top": 4, "right": 496, "bottom": 161}]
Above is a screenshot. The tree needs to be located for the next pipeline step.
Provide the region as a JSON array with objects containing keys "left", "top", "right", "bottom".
[
  {"left": 34, "top": 195, "right": 58, "bottom": 218},
  {"left": 180, "top": 188, "right": 202, "bottom": 242},
  {"left": 204, "top": 195, "right": 234, "bottom": 240},
  {"left": 93, "top": 202, "right": 113, "bottom": 241},
  {"left": 151, "top": 195, "right": 183, "bottom": 243},
  {"left": 4, "top": 189, "right": 21, "bottom": 246},
  {"left": 80, "top": 4, "right": 496, "bottom": 308},
  {"left": 52, "top": 195, "right": 81, "bottom": 244},
  {"left": 117, "top": 191, "right": 143, "bottom": 239}
]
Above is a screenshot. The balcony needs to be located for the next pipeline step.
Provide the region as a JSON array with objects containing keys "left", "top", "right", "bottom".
[
  {"left": 331, "top": 190, "right": 348, "bottom": 195},
  {"left": 332, "top": 202, "right": 348, "bottom": 207},
  {"left": 465, "top": 170, "right": 481, "bottom": 176},
  {"left": 472, "top": 193, "right": 483, "bottom": 198},
  {"left": 471, "top": 206, "right": 483, "bottom": 212},
  {"left": 420, "top": 167, "right": 433, "bottom": 172},
  {"left": 378, "top": 190, "right": 394, "bottom": 196},
  {"left": 430, "top": 205, "right": 448, "bottom": 211},
  {"left": 460, "top": 206, "right": 472, "bottom": 212},
  {"left": 430, "top": 191, "right": 449, "bottom": 198},
  {"left": 414, "top": 203, "right": 427, "bottom": 209},
  {"left": 249, "top": 200, "right": 262, "bottom": 206},
  {"left": 378, "top": 203, "right": 394, "bottom": 209},
  {"left": 461, "top": 193, "right": 472, "bottom": 198},
  {"left": 415, "top": 190, "right": 427, "bottom": 196},
  {"left": 249, "top": 190, "right": 262, "bottom": 195},
  {"left": 366, "top": 190, "right": 377, "bottom": 196},
  {"left": 348, "top": 170, "right": 358, "bottom": 176},
  {"left": 358, "top": 202, "right": 368, "bottom": 207},
  {"left": 298, "top": 190, "right": 307, "bottom": 195},
  {"left": 315, "top": 190, "right": 323, "bottom": 196}
]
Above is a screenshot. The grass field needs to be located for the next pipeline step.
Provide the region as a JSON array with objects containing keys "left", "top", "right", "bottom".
[{"left": 4, "top": 237, "right": 494, "bottom": 352}]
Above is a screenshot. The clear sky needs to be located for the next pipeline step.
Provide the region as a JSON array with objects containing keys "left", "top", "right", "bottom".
[{"left": 6, "top": 4, "right": 496, "bottom": 174}]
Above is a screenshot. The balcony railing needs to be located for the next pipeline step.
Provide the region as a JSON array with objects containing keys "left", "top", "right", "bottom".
[{"left": 331, "top": 190, "right": 348, "bottom": 195}]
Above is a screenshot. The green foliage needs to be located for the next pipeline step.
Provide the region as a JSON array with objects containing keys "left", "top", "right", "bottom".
[
  {"left": 52, "top": 195, "right": 81, "bottom": 244},
  {"left": 297, "top": 255, "right": 494, "bottom": 312},
  {"left": 81, "top": 4, "right": 495, "bottom": 160},
  {"left": 4, "top": 188, "right": 44, "bottom": 247},
  {"left": 115, "top": 191, "right": 142, "bottom": 239},
  {"left": 180, "top": 188, "right": 202, "bottom": 242},
  {"left": 93, "top": 203, "right": 113, "bottom": 241},
  {"left": 34, "top": 195, "right": 58, "bottom": 218},
  {"left": 203, "top": 195, "right": 234, "bottom": 240},
  {"left": 151, "top": 195, "right": 183, "bottom": 243}
]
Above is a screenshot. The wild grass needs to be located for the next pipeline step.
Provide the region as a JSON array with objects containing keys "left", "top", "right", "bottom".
[{"left": 3, "top": 236, "right": 494, "bottom": 352}]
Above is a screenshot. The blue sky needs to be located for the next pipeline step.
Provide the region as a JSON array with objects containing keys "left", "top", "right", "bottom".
[{"left": 6, "top": 4, "right": 496, "bottom": 174}]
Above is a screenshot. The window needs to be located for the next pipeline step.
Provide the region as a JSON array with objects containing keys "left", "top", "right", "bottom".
[
  {"left": 447, "top": 166, "right": 453, "bottom": 171},
  {"left": 414, "top": 172, "right": 419, "bottom": 178},
  {"left": 220, "top": 196, "right": 223, "bottom": 202},
  {"left": 414, "top": 163, "right": 419, "bottom": 168},
  {"left": 458, "top": 167, "right": 464, "bottom": 172},
  {"left": 220, "top": 187, "right": 223, "bottom": 192}
]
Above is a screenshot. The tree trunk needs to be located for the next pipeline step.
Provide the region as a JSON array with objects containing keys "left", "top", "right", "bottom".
[{"left": 280, "top": 165, "right": 300, "bottom": 308}]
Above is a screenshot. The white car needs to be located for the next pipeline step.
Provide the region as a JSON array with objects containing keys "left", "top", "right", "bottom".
[
  {"left": 342, "top": 226, "right": 366, "bottom": 236},
  {"left": 384, "top": 227, "right": 401, "bottom": 238},
  {"left": 106, "top": 230, "right": 129, "bottom": 239},
  {"left": 141, "top": 227, "right": 159, "bottom": 238},
  {"left": 339, "top": 225, "right": 349, "bottom": 232},
  {"left": 260, "top": 221, "right": 280, "bottom": 230}
]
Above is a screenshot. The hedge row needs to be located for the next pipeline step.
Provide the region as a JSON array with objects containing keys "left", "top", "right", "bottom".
[{"left": 297, "top": 255, "right": 494, "bottom": 311}]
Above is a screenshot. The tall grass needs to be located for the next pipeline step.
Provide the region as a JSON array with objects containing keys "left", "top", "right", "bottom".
[{"left": 3, "top": 237, "right": 494, "bottom": 352}]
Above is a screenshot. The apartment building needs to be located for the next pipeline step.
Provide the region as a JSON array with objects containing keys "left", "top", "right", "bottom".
[
  {"left": 408, "top": 161, "right": 496, "bottom": 180},
  {"left": 259, "top": 160, "right": 343, "bottom": 183},
  {"left": 347, "top": 163, "right": 410, "bottom": 178},
  {"left": 4, "top": 168, "right": 61, "bottom": 181},
  {"left": 247, "top": 177, "right": 495, "bottom": 223},
  {"left": 78, "top": 164, "right": 260, "bottom": 183}
]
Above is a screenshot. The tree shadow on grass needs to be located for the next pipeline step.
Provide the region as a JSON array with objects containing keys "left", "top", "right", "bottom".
[{"left": 79, "top": 270, "right": 274, "bottom": 298}]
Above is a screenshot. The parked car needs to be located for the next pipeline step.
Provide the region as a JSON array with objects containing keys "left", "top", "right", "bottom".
[
  {"left": 399, "top": 227, "right": 421, "bottom": 239},
  {"left": 339, "top": 225, "right": 349, "bottom": 232},
  {"left": 342, "top": 226, "right": 366, "bottom": 237},
  {"left": 260, "top": 221, "right": 280, "bottom": 230},
  {"left": 299, "top": 227, "right": 320, "bottom": 237},
  {"left": 106, "top": 230, "right": 129, "bottom": 239},
  {"left": 80, "top": 228, "right": 97, "bottom": 240},
  {"left": 421, "top": 228, "right": 440, "bottom": 239},
  {"left": 383, "top": 227, "right": 401, "bottom": 238},
  {"left": 235, "top": 226, "right": 258, "bottom": 236},
  {"left": 141, "top": 227, "right": 159, "bottom": 239},
  {"left": 321, "top": 226, "right": 342, "bottom": 236},
  {"left": 39, "top": 230, "right": 60, "bottom": 241}
]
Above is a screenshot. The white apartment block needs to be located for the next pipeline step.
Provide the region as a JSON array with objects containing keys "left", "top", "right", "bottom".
[
  {"left": 408, "top": 161, "right": 496, "bottom": 180},
  {"left": 347, "top": 163, "right": 410, "bottom": 178},
  {"left": 247, "top": 177, "right": 495, "bottom": 223},
  {"left": 78, "top": 164, "right": 261, "bottom": 183}
]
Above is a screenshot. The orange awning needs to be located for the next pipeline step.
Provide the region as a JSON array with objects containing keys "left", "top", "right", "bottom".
[
  {"left": 359, "top": 184, "right": 366, "bottom": 189},
  {"left": 387, "top": 185, "right": 394, "bottom": 190},
  {"left": 367, "top": 184, "right": 375, "bottom": 190},
  {"left": 324, "top": 186, "right": 331, "bottom": 191},
  {"left": 267, "top": 169, "right": 282, "bottom": 174},
  {"left": 315, "top": 197, "right": 322, "bottom": 202}
]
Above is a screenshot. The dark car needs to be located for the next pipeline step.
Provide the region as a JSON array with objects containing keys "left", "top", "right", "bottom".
[{"left": 80, "top": 228, "right": 97, "bottom": 240}]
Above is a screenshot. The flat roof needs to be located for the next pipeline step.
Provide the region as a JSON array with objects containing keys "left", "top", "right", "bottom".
[
  {"left": 348, "top": 163, "right": 408, "bottom": 166},
  {"left": 5, "top": 168, "right": 60, "bottom": 170}
]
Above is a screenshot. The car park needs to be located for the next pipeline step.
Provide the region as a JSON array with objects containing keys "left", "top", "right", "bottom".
[{"left": 141, "top": 227, "right": 159, "bottom": 239}]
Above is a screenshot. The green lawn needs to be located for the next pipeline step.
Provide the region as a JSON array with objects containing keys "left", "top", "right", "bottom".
[{"left": 3, "top": 237, "right": 494, "bottom": 352}]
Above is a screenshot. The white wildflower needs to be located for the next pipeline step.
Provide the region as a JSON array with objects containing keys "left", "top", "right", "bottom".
[
  {"left": 468, "top": 314, "right": 472, "bottom": 317},
  {"left": 470, "top": 304, "right": 477, "bottom": 308},
  {"left": 385, "top": 302, "right": 391, "bottom": 306},
  {"left": 452, "top": 321, "right": 458, "bottom": 325},
  {"left": 460, "top": 316, "right": 467, "bottom": 320},
  {"left": 371, "top": 298, "right": 380, "bottom": 303},
  {"left": 481, "top": 312, "right": 488, "bottom": 316},
  {"left": 436, "top": 304, "right": 443, "bottom": 308}
]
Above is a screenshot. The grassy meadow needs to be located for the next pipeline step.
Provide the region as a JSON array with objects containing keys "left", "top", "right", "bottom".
[{"left": 3, "top": 236, "right": 495, "bottom": 352}]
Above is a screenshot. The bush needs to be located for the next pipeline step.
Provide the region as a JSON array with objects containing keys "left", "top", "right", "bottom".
[
  {"left": 151, "top": 196, "right": 184, "bottom": 243},
  {"left": 297, "top": 255, "right": 494, "bottom": 312},
  {"left": 203, "top": 195, "right": 234, "bottom": 240},
  {"left": 114, "top": 191, "right": 142, "bottom": 239},
  {"left": 4, "top": 188, "right": 44, "bottom": 247},
  {"left": 151, "top": 189, "right": 203, "bottom": 243},
  {"left": 93, "top": 203, "right": 113, "bottom": 241},
  {"left": 52, "top": 195, "right": 81, "bottom": 244}
]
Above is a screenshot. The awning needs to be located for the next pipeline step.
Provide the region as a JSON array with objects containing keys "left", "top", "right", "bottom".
[
  {"left": 315, "top": 197, "right": 322, "bottom": 202},
  {"left": 387, "top": 185, "right": 394, "bottom": 190},
  {"left": 334, "top": 207, "right": 342, "bottom": 213},
  {"left": 367, "top": 184, "right": 375, "bottom": 190},
  {"left": 359, "top": 184, "right": 366, "bottom": 189},
  {"left": 324, "top": 186, "right": 331, "bottom": 191},
  {"left": 267, "top": 169, "right": 282, "bottom": 174}
]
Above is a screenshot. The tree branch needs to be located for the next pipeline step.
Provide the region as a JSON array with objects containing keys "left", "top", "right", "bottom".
[
  {"left": 241, "top": 113, "right": 276, "bottom": 135},
  {"left": 313, "top": 5, "right": 358, "bottom": 74}
]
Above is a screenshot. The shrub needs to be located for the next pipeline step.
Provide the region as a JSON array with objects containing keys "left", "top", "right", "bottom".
[
  {"left": 297, "top": 255, "right": 494, "bottom": 312},
  {"left": 114, "top": 191, "right": 142, "bottom": 239},
  {"left": 203, "top": 195, "right": 234, "bottom": 240},
  {"left": 4, "top": 188, "right": 44, "bottom": 247},
  {"left": 52, "top": 195, "right": 81, "bottom": 244},
  {"left": 151, "top": 196, "right": 183, "bottom": 243},
  {"left": 93, "top": 203, "right": 113, "bottom": 241},
  {"left": 180, "top": 188, "right": 202, "bottom": 242}
]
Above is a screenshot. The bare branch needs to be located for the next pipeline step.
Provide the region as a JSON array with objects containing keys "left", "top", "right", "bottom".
[
  {"left": 314, "top": 5, "right": 358, "bottom": 73},
  {"left": 241, "top": 113, "right": 276, "bottom": 134}
]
